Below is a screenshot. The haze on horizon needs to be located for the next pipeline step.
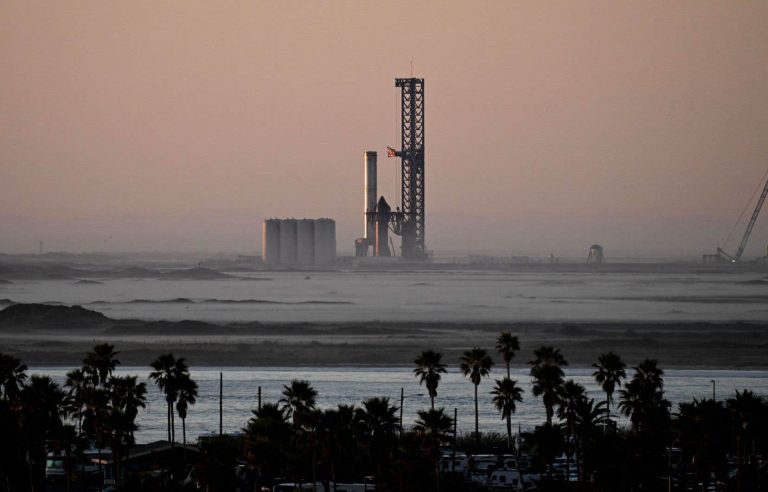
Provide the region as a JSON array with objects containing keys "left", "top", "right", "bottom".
[{"left": 2, "top": 1, "right": 768, "bottom": 258}]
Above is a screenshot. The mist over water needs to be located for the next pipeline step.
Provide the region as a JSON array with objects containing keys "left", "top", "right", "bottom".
[{"left": 4, "top": 269, "right": 768, "bottom": 322}]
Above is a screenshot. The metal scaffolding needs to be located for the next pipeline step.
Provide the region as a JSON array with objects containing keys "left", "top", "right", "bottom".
[{"left": 392, "top": 77, "right": 426, "bottom": 260}]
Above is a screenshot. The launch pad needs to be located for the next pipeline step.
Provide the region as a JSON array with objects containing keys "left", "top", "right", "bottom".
[{"left": 355, "top": 77, "right": 428, "bottom": 261}]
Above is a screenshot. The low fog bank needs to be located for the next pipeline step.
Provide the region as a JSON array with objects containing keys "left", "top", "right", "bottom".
[
  {"left": 1, "top": 303, "right": 767, "bottom": 369},
  {"left": 2, "top": 251, "right": 768, "bottom": 281}
]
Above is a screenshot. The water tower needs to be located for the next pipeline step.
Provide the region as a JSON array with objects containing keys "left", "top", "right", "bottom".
[{"left": 587, "top": 244, "right": 605, "bottom": 264}]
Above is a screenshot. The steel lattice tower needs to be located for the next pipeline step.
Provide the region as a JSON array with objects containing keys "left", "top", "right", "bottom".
[{"left": 395, "top": 78, "right": 426, "bottom": 260}]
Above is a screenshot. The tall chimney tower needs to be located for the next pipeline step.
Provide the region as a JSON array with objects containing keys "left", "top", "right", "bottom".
[{"left": 364, "top": 151, "right": 377, "bottom": 243}]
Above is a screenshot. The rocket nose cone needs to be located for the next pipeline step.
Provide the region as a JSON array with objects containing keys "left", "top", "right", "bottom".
[{"left": 377, "top": 196, "right": 391, "bottom": 213}]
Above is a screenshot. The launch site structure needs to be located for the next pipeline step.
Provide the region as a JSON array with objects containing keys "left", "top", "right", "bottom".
[
  {"left": 263, "top": 218, "right": 336, "bottom": 266},
  {"left": 391, "top": 78, "right": 426, "bottom": 260},
  {"left": 356, "top": 77, "right": 428, "bottom": 261}
]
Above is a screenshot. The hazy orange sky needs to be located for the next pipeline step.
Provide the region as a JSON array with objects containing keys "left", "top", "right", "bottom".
[{"left": 2, "top": 1, "right": 768, "bottom": 257}]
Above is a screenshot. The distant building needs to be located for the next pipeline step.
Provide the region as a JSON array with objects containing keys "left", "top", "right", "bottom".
[
  {"left": 262, "top": 218, "right": 336, "bottom": 266},
  {"left": 587, "top": 244, "right": 605, "bottom": 264}
]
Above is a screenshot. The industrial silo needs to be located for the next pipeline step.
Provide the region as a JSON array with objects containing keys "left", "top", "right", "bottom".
[
  {"left": 296, "top": 219, "right": 315, "bottom": 265},
  {"left": 279, "top": 219, "right": 298, "bottom": 265},
  {"left": 262, "top": 219, "right": 281, "bottom": 265},
  {"left": 314, "top": 218, "right": 336, "bottom": 265}
]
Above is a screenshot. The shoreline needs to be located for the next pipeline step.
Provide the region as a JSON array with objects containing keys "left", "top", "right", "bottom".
[{"left": 2, "top": 305, "right": 766, "bottom": 369}]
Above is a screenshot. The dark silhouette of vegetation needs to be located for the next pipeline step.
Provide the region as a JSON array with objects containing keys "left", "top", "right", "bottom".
[
  {"left": 460, "top": 347, "right": 494, "bottom": 447},
  {"left": 490, "top": 377, "right": 524, "bottom": 449},
  {"left": 175, "top": 374, "right": 198, "bottom": 446},
  {"left": 356, "top": 396, "right": 400, "bottom": 487},
  {"left": 2, "top": 334, "right": 768, "bottom": 491},
  {"left": 592, "top": 351, "right": 627, "bottom": 425},
  {"left": 149, "top": 353, "right": 178, "bottom": 443},
  {"left": 413, "top": 407, "right": 453, "bottom": 490},
  {"left": 278, "top": 379, "right": 317, "bottom": 426},
  {"left": 529, "top": 345, "right": 567, "bottom": 425},
  {"left": 0, "top": 345, "right": 157, "bottom": 490},
  {"left": 413, "top": 350, "right": 447, "bottom": 409},
  {"left": 495, "top": 331, "right": 520, "bottom": 378},
  {"left": 556, "top": 379, "right": 586, "bottom": 480},
  {"left": 149, "top": 352, "right": 196, "bottom": 449}
]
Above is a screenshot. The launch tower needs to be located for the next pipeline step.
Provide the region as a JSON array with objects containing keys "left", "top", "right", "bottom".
[
  {"left": 388, "top": 78, "right": 426, "bottom": 260},
  {"left": 355, "top": 77, "right": 427, "bottom": 261}
]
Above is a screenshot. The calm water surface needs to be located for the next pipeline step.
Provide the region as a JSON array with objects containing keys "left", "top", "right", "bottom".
[{"left": 34, "top": 366, "right": 768, "bottom": 444}]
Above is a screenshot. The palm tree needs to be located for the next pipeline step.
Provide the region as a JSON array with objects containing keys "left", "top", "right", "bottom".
[
  {"left": 592, "top": 352, "right": 626, "bottom": 424},
  {"left": 413, "top": 350, "right": 447, "bottom": 409},
  {"left": 80, "top": 384, "right": 110, "bottom": 464},
  {"left": 279, "top": 379, "right": 317, "bottom": 426},
  {"left": 460, "top": 347, "right": 494, "bottom": 447},
  {"left": 0, "top": 353, "right": 27, "bottom": 401},
  {"left": 495, "top": 332, "right": 520, "bottom": 378},
  {"left": 573, "top": 398, "right": 608, "bottom": 481},
  {"left": 48, "top": 423, "right": 78, "bottom": 492},
  {"left": 328, "top": 404, "right": 358, "bottom": 482},
  {"left": 106, "top": 375, "right": 147, "bottom": 483},
  {"left": 175, "top": 375, "right": 198, "bottom": 446},
  {"left": 355, "top": 397, "right": 399, "bottom": 486},
  {"left": 20, "top": 375, "right": 68, "bottom": 490},
  {"left": 414, "top": 407, "right": 454, "bottom": 489},
  {"left": 530, "top": 423, "right": 565, "bottom": 479},
  {"left": 64, "top": 368, "right": 88, "bottom": 433},
  {"left": 356, "top": 397, "right": 399, "bottom": 438},
  {"left": 83, "top": 343, "right": 120, "bottom": 387},
  {"left": 312, "top": 405, "right": 358, "bottom": 487},
  {"left": 243, "top": 402, "right": 292, "bottom": 485},
  {"left": 633, "top": 358, "right": 664, "bottom": 394},
  {"left": 727, "top": 390, "right": 768, "bottom": 489},
  {"left": 677, "top": 398, "right": 730, "bottom": 488},
  {"left": 413, "top": 407, "right": 453, "bottom": 448},
  {"left": 107, "top": 375, "right": 147, "bottom": 441},
  {"left": 557, "top": 380, "right": 586, "bottom": 481},
  {"left": 528, "top": 346, "right": 567, "bottom": 425},
  {"left": 618, "top": 359, "right": 668, "bottom": 433},
  {"left": 617, "top": 380, "right": 645, "bottom": 432},
  {"left": 149, "top": 353, "right": 180, "bottom": 442},
  {"left": 490, "top": 377, "right": 524, "bottom": 449}
]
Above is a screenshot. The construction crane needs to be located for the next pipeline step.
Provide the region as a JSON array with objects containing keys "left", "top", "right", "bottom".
[{"left": 706, "top": 169, "right": 768, "bottom": 263}]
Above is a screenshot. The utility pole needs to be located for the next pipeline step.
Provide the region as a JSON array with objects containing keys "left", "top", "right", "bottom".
[
  {"left": 219, "top": 372, "right": 223, "bottom": 436},
  {"left": 399, "top": 387, "right": 404, "bottom": 433},
  {"left": 452, "top": 408, "right": 458, "bottom": 473}
]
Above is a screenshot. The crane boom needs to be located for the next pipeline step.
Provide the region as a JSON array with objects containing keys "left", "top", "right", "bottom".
[{"left": 734, "top": 175, "right": 768, "bottom": 260}]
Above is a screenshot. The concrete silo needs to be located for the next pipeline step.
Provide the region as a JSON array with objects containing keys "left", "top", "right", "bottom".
[
  {"left": 296, "top": 219, "right": 316, "bottom": 265},
  {"left": 314, "top": 218, "right": 336, "bottom": 265},
  {"left": 279, "top": 219, "right": 298, "bottom": 265},
  {"left": 262, "top": 219, "right": 281, "bottom": 265}
]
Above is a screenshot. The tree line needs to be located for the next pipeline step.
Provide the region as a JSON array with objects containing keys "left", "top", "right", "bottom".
[
  {"left": 1, "top": 333, "right": 767, "bottom": 491},
  {"left": 0, "top": 345, "right": 195, "bottom": 492}
]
